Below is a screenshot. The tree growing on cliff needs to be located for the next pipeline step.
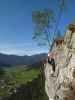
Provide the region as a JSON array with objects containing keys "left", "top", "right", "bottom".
[
  {"left": 32, "top": 0, "right": 64, "bottom": 49},
  {"left": 32, "top": 9, "right": 54, "bottom": 48}
]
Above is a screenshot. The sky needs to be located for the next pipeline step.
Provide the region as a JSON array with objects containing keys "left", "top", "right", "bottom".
[{"left": 0, "top": 0, "right": 75, "bottom": 55}]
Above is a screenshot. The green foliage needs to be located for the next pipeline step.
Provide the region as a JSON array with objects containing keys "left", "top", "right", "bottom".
[
  {"left": 32, "top": 0, "right": 65, "bottom": 48},
  {"left": 0, "top": 66, "right": 48, "bottom": 100},
  {"left": 32, "top": 9, "right": 53, "bottom": 26},
  {"left": 6, "top": 67, "right": 40, "bottom": 85},
  {"left": 32, "top": 9, "right": 54, "bottom": 47},
  {"left": 0, "top": 68, "right": 5, "bottom": 79},
  {"left": 2, "top": 65, "right": 48, "bottom": 100},
  {"left": 0, "top": 66, "right": 40, "bottom": 97},
  {"left": 59, "top": 0, "right": 64, "bottom": 11}
]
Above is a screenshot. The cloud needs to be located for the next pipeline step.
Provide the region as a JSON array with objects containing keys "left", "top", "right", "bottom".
[
  {"left": 0, "top": 42, "right": 48, "bottom": 55},
  {"left": 0, "top": 47, "right": 48, "bottom": 56}
]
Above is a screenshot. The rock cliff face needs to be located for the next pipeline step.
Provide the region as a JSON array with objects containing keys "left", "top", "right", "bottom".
[{"left": 44, "top": 23, "right": 75, "bottom": 100}]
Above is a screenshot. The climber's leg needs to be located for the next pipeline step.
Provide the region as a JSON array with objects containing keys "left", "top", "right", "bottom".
[{"left": 52, "top": 63, "right": 55, "bottom": 72}]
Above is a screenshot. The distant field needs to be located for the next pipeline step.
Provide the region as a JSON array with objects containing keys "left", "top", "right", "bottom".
[
  {"left": 0, "top": 66, "right": 40, "bottom": 97},
  {"left": 6, "top": 66, "right": 40, "bottom": 85}
]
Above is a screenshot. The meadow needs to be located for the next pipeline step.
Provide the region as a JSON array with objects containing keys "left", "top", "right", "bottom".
[{"left": 0, "top": 66, "right": 40, "bottom": 97}]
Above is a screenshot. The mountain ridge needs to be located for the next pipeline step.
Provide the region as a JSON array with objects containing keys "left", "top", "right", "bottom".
[{"left": 0, "top": 53, "right": 47, "bottom": 66}]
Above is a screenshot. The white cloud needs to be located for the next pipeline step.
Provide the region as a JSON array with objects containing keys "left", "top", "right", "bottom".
[
  {"left": 0, "top": 47, "right": 48, "bottom": 56},
  {"left": 0, "top": 42, "right": 48, "bottom": 55}
]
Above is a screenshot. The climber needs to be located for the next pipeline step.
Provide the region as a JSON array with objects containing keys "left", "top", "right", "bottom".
[{"left": 47, "top": 52, "right": 56, "bottom": 74}]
